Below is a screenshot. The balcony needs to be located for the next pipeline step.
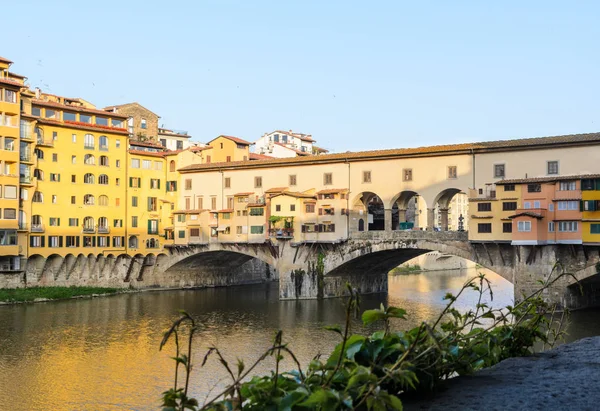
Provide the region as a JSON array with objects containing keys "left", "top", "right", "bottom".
[
  {"left": 20, "top": 132, "right": 34, "bottom": 141},
  {"left": 30, "top": 224, "right": 44, "bottom": 233},
  {"left": 98, "top": 226, "right": 110, "bottom": 234},
  {"left": 269, "top": 228, "right": 294, "bottom": 238},
  {"left": 20, "top": 152, "right": 33, "bottom": 163},
  {"left": 17, "top": 222, "right": 27, "bottom": 231},
  {"left": 37, "top": 139, "right": 54, "bottom": 147},
  {"left": 19, "top": 175, "right": 33, "bottom": 185},
  {"left": 82, "top": 226, "right": 96, "bottom": 233}
]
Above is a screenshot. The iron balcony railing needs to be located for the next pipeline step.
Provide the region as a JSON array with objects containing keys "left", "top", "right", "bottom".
[
  {"left": 30, "top": 224, "right": 44, "bottom": 233},
  {"left": 97, "top": 226, "right": 110, "bottom": 234}
]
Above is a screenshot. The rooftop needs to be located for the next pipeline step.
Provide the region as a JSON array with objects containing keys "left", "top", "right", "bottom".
[
  {"left": 209, "top": 135, "right": 253, "bottom": 146},
  {"left": 496, "top": 174, "right": 600, "bottom": 185},
  {"left": 180, "top": 132, "right": 600, "bottom": 173}
]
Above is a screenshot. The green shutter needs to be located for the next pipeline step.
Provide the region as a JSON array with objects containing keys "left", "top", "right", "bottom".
[
  {"left": 580, "top": 201, "right": 584, "bottom": 212},
  {"left": 59, "top": 236, "right": 63, "bottom": 247},
  {"left": 147, "top": 219, "right": 152, "bottom": 234},
  {"left": 129, "top": 177, "right": 133, "bottom": 187},
  {"left": 57, "top": 218, "right": 60, "bottom": 226},
  {"left": 157, "top": 180, "right": 161, "bottom": 189},
  {"left": 76, "top": 236, "right": 80, "bottom": 247}
]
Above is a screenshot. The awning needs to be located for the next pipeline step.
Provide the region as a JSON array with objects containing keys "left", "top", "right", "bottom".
[{"left": 216, "top": 226, "right": 229, "bottom": 232}]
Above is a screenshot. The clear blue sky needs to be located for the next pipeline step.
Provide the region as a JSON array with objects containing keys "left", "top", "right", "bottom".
[{"left": 4, "top": 1, "right": 600, "bottom": 152}]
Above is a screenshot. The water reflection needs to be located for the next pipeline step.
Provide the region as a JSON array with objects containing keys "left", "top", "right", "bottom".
[{"left": 0, "top": 268, "right": 597, "bottom": 410}]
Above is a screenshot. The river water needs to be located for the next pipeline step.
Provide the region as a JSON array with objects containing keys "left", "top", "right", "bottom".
[{"left": 1, "top": 268, "right": 599, "bottom": 410}]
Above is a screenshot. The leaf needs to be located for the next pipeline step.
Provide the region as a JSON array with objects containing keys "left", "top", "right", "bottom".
[
  {"left": 362, "top": 309, "right": 386, "bottom": 326},
  {"left": 387, "top": 307, "right": 407, "bottom": 319},
  {"left": 299, "top": 389, "right": 334, "bottom": 407},
  {"left": 344, "top": 335, "right": 366, "bottom": 360},
  {"left": 324, "top": 325, "right": 343, "bottom": 336},
  {"left": 387, "top": 394, "right": 403, "bottom": 410}
]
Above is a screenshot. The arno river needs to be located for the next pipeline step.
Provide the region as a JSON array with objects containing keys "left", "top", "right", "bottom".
[{"left": 1, "top": 269, "right": 599, "bottom": 410}]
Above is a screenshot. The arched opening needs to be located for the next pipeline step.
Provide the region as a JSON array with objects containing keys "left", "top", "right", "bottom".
[
  {"left": 84, "top": 173, "right": 95, "bottom": 184},
  {"left": 84, "top": 133, "right": 95, "bottom": 149},
  {"left": 169, "top": 160, "right": 176, "bottom": 172},
  {"left": 352, "top": 191, "right": 384, "bottom": 231},
  {"left": 84, "top": 154, "right": 95, "bottom": 165},
  {"left": 433, "top": 188, "right": 467, "bottom": 231},
  {"left": 98, "top": 174, "right": 109, "bottom": 184},
  {"left": 99, "top": 135, "right": 108, "bottom": 150},
  {"left": 128, "top": 236, "right": 139, "bottom": 249},
  {"left": 358, "top": 219, "right": 365, "bottom": 231},
  {"left": 98, "top": 195, "right": 108, "bottom": 206},
  {"left": 99, "top": 155, "right": 109, "bottom": 166},
  {"left": 83, "top": 217, "right": 95, "bottom": 233},
  {"left": 84, "top": 194, "right": 95, "bottom": 205},
  {"left": 165, "top": 250, "right": 274, "bottom": 288},
  {"left": 31, "top": 215, "right": 43, "bottom": 232},
  {"left": 390, "top": 190, "right": 422, "bottom": 230}
]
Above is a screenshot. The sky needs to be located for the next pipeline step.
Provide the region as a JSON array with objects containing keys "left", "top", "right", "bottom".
[{"left": 3, "top": 1, "right": 600, "bottom": 152}]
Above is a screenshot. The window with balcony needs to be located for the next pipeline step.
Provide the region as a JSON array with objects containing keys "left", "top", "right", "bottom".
[
  {"left": 112, "top": 119, "right": 123, "bottom": 128},
  {"left": 84, "top": 173, "right": 95, "bottom": 184},
  {"left": 96, "top": 116, "right": 108, "bottom": 126},
  {"left": 4, "top": 89, "right": 16, "bottom": 103},
  {"left": 84, "top": 134, "right": 94, "bottom": 149},
  {"left": 3, "top": 138, "right": 15, "bottom": 151},
  {"left": 84, "top": 154, "right": 95, "bottom": 165},
  {"left": 80, "top": 114, "right": 91, "bottom": 124},
  {"left": 64, "top": 112, "right": 76, "bottom": 121},
  {"left": 99, "top": 135, "right": 108, "bottom": 150},
  {"left": 84, "top": 194, "right": 95, "bottom": 205},
  {"left": 34, "top": 148, "right": 44, "bottom": 160}
]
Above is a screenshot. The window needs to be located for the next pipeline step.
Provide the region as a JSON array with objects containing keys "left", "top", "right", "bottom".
[
  {"left": 547, "top": 161, "right": 559, "bottom": 175},
  {"left": 84, "top": 134, "right": 94, "bottom": 149},
  {"left": 142, "top": 160, "right": 151, "bottom": 169},
  {"left": 66, "top": 236, "right": 78, "bottom": 247},
  {"left": 50, "top": 173, "right": 60, "bottom": 182},
  {"left": 131, "top": 158, "right": 140, "bottom": 168},
  {"left": 185, "top": 179, "right": 192, "bottom": 190},
  {"left": 141, "top": 118, "right": 147, "bottom": 129},
  {"left": 30, "top": 236, "right": 43, "bottom": 247},
  {"left": 99, "top": 195, "right": 108, "bottom": 206},
  {"left": 305, "top": 204, "right": 315, "bottom": 213},
  {"left": 84, "top": 173, "right": 95, "bottom": 184},
  {"left": 494, "top": 164, "right": 505, "bottom": 178},
  {"left": 129, "top": 177, "right": 141, "bottom": 188},
  {"left": 226, "top": 156, "right": 231, "bottom": 162},
  {"left": 590, "top": 224, "right": 600, "bottom": 234},
  {"left": 154, "top": 161, "right": 162, "bottom": 170},
  {"left": 4, "top": 209, "right": 16, "bottom": 219},
  {"left": 98, "top": 174, "right": 108, "bottom": 184},
  {"left": 363, "top": 171, "right": 371, "bottom": 183},
  {"left": 177, "top": 141, "right": 184, "bottom": 150},
  {"left": 62, "top": 112, "right": 76, "bottom": 122},
  {"left": 290, "top": 204, "right": 296, "bottom": 211},
  {"left": 132, "top": 216, "right": 138, "bottom": 228},
  {"left": 323, "top": 173, "right": 333, "bottom": 185},
  {"left": 35, "top": 148, "right": 44, "bottom": 160},
  {"left": 206, "top": 155, "right": 211, "bottom": 163},
  {"left": 224, "top": 177, "right": 231, "bottom": 188},
  {"left": 69, "top": 218, "right": 79, "bottom": 227},
  {"left": 32, "top": 191, "right": 43, "bottom": 203},
  {"left": 71, "top": 196, "right": 76, "bottom": 204},
  {"left": 147, "top": 219, "right": 158, "bottom": 234},
  {"left": 250, "top": 225, "right": 264, "bottom": 234},
  {"left": 52, "top": 195, "right": 57, "bottom": 204},
  {"left": 559, "top": 181, "right": 576, "bottom": 191},
  {"left": 48, "top": 236, "right": 61, "bottom": 248},
  {"left": 72, "top": 155, "right": 76, "bottom": 164},
  {"left": 477, "top": 223, "right": 492, "bottom": 233},
  {"left": 166, "top": 181, "right": 177, "bottom": 192},
  {"left": 504, "top": 184, "right": 515, "bottom": 191},
  {"left": 128, "top": 236, "right": 139, "bottom": 248},
  {"left": 236, "top": 226, "right": 243, "bottom": 234},
  {"left": 170, "top": 160, "right": 176, "bottom": 172},
  {"left": 84, "top": 154, "right": 95, "bottom": 165},
  {"left": 3, "top": 138, "right": 15, "bottom": 151},
  {"left": 302, "top": 224, "right": 316, "bottom": 233},
  {"left": 48, "top": 217, "right": 59, "bottom": 226},
  {"left": 403, "top": 168, "right": 412, "bottom": 181},
  {"left": 557, "top": 201, "right": 578, "bottom": 210},
  {"left": 132, "top": 196, "right": 138, "bottom": 207},
  {"left": 549, "top": 203, "right": 554, "bottom": 212},
  {"left": 211, "top": 197, "right": 217, "bottom": 210},
  {"left": 197, "top": 197, "right": 203, "bottom": 209},
  {"left": 147, "top": 197, "right": 157, "bottom": 211},
  {"left": 549, "top": 222, "right": 555, "bottom": 232},
  {"left": 502, "top": 202, "right": 517, "bottom": 211},
  {"left": 249, "top": 207, "right": 264, "bottom": 216},
  {"left": 448, "top": 166, "right": 457, "bottom": 179},
  {"left": 323, "top": 223, "right": 336, "bottom": 233},
  {"left": 275, "top": 205, "right": 281, "bottom": 212},
  {"left": 4, "top": 89, "right": 16, "bottom": 103},
  {"left": 289, "top": 175, "right": 297, "bottom": 186},
  {"left": 477, "top": 202, "right": 492, "bottom": 212},
  {"left": 527, "top": 184, "right": 541, "bottom": 193},
  {"left": 222, "top": 212, "right": 231, "bottom": 220},
  {"left": 112, "top": 119, "right": 123, "bottom": 128},
  {"left": 502, "top": 222, "right": 512, "bottom": 233},
  {"left": 254, "top": 176, "right": 262, "bottom": 188},
  {"left": 558, "top": 221, "right": 578, "bottom": 232},
  {"left": 581, "top": 179, "right": 598, "bottom": 191},
  {"left": 84, "top": 194, "right": 95, "bottom": 205},
  {"left": 190, "top": 228, "right": 200, "bottom": 237},
  {"left": 116, "top": 159, "right": 121, "bottom": 168},
  {"left": 116, "top": 140, "right": 121, "bottom": 148},
  {"left": 112, "top": 236, "right": 123, "bottom": 247},
  {"left": 72, "top": 134, "right": 77, "bottom": 143},
  {"left": 178, "top": 230, "right": 186, "bottom": 239},
  {"left": 98, "top": 236, "right": 108, "bottom": 247},
  {"left": 517, "top": 221, "right": 531, "bottom": 232},
  {"left": 32, "top": 107, "right": 41, "bottom": 117},
  {"left": 99, "top": 136, "right": 108, "bottom": 150},
  {"left": 583, "top": 200, "right": 600, "bottom": 211},
  {"left": 523, "top": 202, "right": 531, "bottom": 209},
  {"left": 150, "top": 179, "right": 160, "bottom": 189},
  {"left": 4, "top": 185, "right": 16, "bottom": 199},
  {"left": 114, "top": 219, "right": 123, "bottom": 228},
  {"left": 80, "top": 114, "right": 91, "bottom": 124},
  {"left": 51, "top": 153, "right": 57, "bottom": 162},
  {"left": 34, "top": 169, "right": 44, "bottom": 180},
  {"left": 0, "top": 230, "right": 17, "bottom": 246},
  {"left": 533, "top": 201, "right": 541, "bottom": 208}
]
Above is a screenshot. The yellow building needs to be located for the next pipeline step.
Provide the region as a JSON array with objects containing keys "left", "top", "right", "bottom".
[
  {"left": 467, "top": 183, "right": 522, "bottom": 243},
  {"left": 205, "top": 135, "right": 251, "bottom": 163},
  {"left": 27, "top": 94, "right": 130, "bottom": 257},
  {"left": 0, "top": 56, "right": 24, "bottom": 270},
  {"left": 581, "top": 176, "right": 600, "bottom": 244}
]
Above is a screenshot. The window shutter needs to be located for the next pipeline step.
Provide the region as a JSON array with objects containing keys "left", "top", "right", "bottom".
[
  {"left": 158, "top": 180, "right": 161, "bottom": 189},
  {"left": 331, "top": 208, "right": 335, "bottom": 215},
  {"left": 129, "top": 177, "right": 133, "bottom": 187},
  {"left": 57, "top": 218, "right": 60, "bottom": 226},
  {"left": 580, "top": 201, "right": 584, "bottom": 212},
  {"left": 59, "top": 236, "right": 63, "bottom": 247},
  {"left": 41, "top": 236, "right": 45, "bottom": 247},
  {"left": 148, "top": 219, "right": 152, "bottom": 233},
  {"left": 121, "top": 236, "right": 125, "bottom": 246},
  {"left": 331, "top": 224, "right": 335, "bottom": 232},
  {"left": 30, "top": 237, "right": 34, "bottom": 247},
  {"left": 319, "top": 208, "right": 323, "bottom": 215},
  {"left": 76, "top": 236, "right": 80, "bottom": 247},
  {"left": 318, "top": 194, "right": 323, "bottom": 199},
  {"left": 92, "top": 237, "right": 96, "bottom": 247},
  {"left": 301, "top": 225, "right": 306, "bottom": 233}
]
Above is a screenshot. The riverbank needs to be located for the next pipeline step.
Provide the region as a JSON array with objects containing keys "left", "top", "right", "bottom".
[
  {"left": 0, "top": 286, "right": 121, "bottom": 304},
  {"left": 405, "top": 336, "right": 600, "bottom": 410}
]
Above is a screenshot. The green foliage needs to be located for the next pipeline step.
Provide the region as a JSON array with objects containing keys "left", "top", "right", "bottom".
[
  {"left": 161, "top": 265, "right": 577, "bottom": 410},
  {"left": 0, "top": 286, "right": 119, "bottom": 303},
  {"left": 390, "top": 264, "right": 422, "bottom": 274}
]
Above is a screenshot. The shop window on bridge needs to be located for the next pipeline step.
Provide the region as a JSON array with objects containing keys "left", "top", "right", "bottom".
[
  {"left": 502, "top": 202, "right": 517, "bottom": 211},
  {"left": 477, "top": 203, "right": 491, "bottom": 212},
  {"left": 128, "top": 236, "right": 139, "bottom": 248},
  {"left": 0, "top": 230, "right": 17, "bottom": 246},
  {"left": 146, "top": 238, "right": 159, "bottom": 248},
  {"left": 517, "top": 221, "right": 531, "bottom": 232},
  {"left": 527, "top": 184, "right": 542, "bottom": 193},
  {"left": 503, "top": 184, "right": 515, "bottom": 191},
  {"left": 112, "top": 236, "right": 124, "bottom": 247},
  {"left": 322, "top": 223, "right": 336, "bottom": 232},
  {"left": 590, "top": 224, "right": 600, "bottom": 234},
  {"left": 558, "top": 221, "right": 578, "bottom": 232},
  {"left": 477, "top": 223, "right": 492, "bottom": 233},
  {"left": 319, "top": 207, "right": 335, "bottom": 215},
  {"left": 583, "top": 200, "right": 600, "bottom": 211},
  {"left": 582, "top": 179, "right": 600, "bottom": 191},
  {"left": 98, "top": 236, "right": 109, "bottom": 247},
  {"left": 178, "top": 230, "right": 186, "bottom": 239},
  {"left": 190, "top": 228, "right": 200, "bottom": 237},
  {"left": 301, "top": 224, "right": 316, "bottom": 233},
  {"left": 559, "top": 181, "right": 576, "bottom": 191},
  {"left": 502, "top": 222, "right": 512, "bottom": 233},
  {"left": 66, "top": 236, "right": 79, "bottom": 247},
  {"left": 249, "top": 207, "right": 264, "bottom": 216},
  {"left": 250, "top": 225, "right": 264, "bottom": 234}
]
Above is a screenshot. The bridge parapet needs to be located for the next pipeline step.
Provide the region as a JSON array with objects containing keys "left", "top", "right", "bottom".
[{"left": 350, "top": 230, "right": 468, "bottom": 242}]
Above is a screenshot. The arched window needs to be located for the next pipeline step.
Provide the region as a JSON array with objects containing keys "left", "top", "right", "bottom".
[
  {"left": 99, "top": 155, "right": 109, "bottom": 166},
  {"left": 34, "top": 169, "right": 44, "bottom": 181},
  {"left": 35, "top": 127, "right": 43, "bottom": 143},
  {"left": 169, "top": 160, "right": 176, "bottom": 172},
  {"left": 98, "top": 195, "right": 108, "bottom": 206},
  {"left": 32, "top": 191, "right": 43, "bottom": 203},
  {"left": 146, "top": 238, "right": 159, "bottom": 249},
  {"left": 99, "top": 135, "right": 108, "bottom": 150},
  {"left": 83, "top": 216, "right": 95, "bottom": 232},
  {"left": 84, "top": 154, "right": 95, "bottom": 165},
  {"left": 84, "top": 134, "right": 94, "bottom": 149},
  {"left": 98, "top": 174, "right": 109, "bottom": 185},
  {"left": 34, "top": 148, "right": 44, "bottom": 160},
  {"left": 128, "top": 236, "right": 139, "bottom": 249},
  {"left": 83, "top": 194, "right": 95, "bottom": 205},
  {"left": 84, "top": 173, "right": 95, "bottom": 184},
  {"left": 98, "top": 217, "right": 108, "bottom": 228},
  {"left": 358, "top": 219, "right": 365, "bottom": 232},
  {"left": 31, "top": 215, "right": 43, "bottom": 231}
]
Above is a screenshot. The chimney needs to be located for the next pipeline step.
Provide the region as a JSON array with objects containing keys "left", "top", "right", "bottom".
[{"left": 35, "top": 87, "right": 41, "bottom": 99}]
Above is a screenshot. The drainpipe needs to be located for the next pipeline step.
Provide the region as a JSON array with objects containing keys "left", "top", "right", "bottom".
[
  {"left": 220, "top": 169, "right": 224, "bottom": 209},
  {"left": 470, "top": 148, "right": 475, "bottom": 189},
  {"left": 346, "top": 158, "right": 350, "bottom": 239}
]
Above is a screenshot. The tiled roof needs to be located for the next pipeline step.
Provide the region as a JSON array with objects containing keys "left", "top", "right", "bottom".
[
  {"left": 0, "top": 56, "right": 13, "bottom": 64},
  {"left": 274, "top": 142, "right": 311, "bottom": 156},
  {"left": 271, "top": 191, "right": 317, "bottom": 199},
  {"left": 209, "top": 135, "right": 253, "bottom": 146},
  {"left": 33, "top": 99, "right": 129, "bottom": 119},
  {"left": 247, "top": 203, "right": 266, "bottom": 207},
  {"left": 129, "top": 140, "right": 167, "bottom": 149},
  {"left": 217, "top": 209, "right": 234, "bottom": 213},
  {"left": 234, "top": 192, "right": 254, "bottom": 196},
  {"left": 190, "top": 145, "right": 212, "bottom": 152},
  {"left": 271, "top": 130, "right": 315, "bottom": 142},
  {"left": 103, "top": 102, "right": 160, "bottom": 116},
  {"left": 0, "top": 77, "right": 23, "bottom": 88},
  {"left": 312, "top": 145, "right": 329, "bottom": 153},
  {"left": 36, "top": 118, "right": 130, "bottom": 135},
  {"left": 250, "top": 153, "right": 274, "bottom": 160},
  {"left": 496, "top": 174, "right": 600, "bottom": 185},
  {"left": 158, "top": 128, "right": 191, "bottom": 138},
  {"left": 8, "top": 72, "right": 26, "bottom": 79},
  {"left": 265, "top": 187, "right": 289, "bottom": 193},
  {"left": 180, "top": 132, "right": 600, "bottom": 173},
  {"left": 317, "top": 188, "right": 349, "bottom": 195},
  {"left": 128, "top": 149, "right": 166, "bottom": 158},
  {"left": 508, "top": 212, "right": 544, "bottom": 219}
]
